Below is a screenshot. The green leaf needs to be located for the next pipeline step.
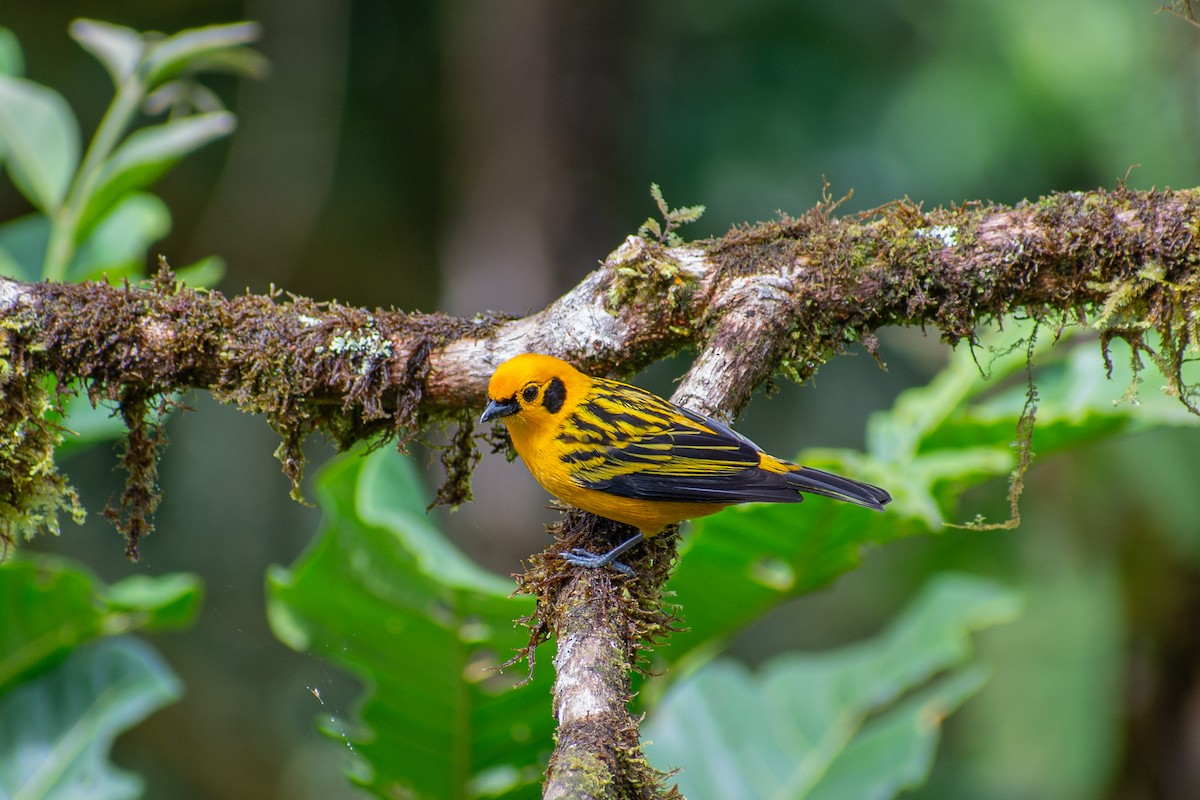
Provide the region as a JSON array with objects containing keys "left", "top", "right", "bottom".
[
  {"left": 69, "top": 19, "right": 144, "bottom": 86},
  {"left": 77, "top": 111, "right": 235, "bottom": 238},
  {"left": 183, "top": 47, "right": 271, "bottom": 81},
  {"left": 804, "top": 668, "right": 988, "bottom": 800},
  {"left": 666, "top": 203, "right": 705, "bottom": 224},
  {"left": 650, "top": 182, "right": 668, "bottom": 216},
  {"left": 929, "top": 332, "right": 1199, "bottom": 453},
  {"left": 0, "top": 213, "right": 49, "bottom": 281},
  {"left": 173, "top": 255, "right": 226, "bottom": 288},
  {"left": 867, "top": 322, "right": 1199, "bottom": 529},
  {"left": 102, "top": 572, "right": 205, "bottom": 632},
  {"left": 661, "top": 320, "right": 1200, "bottom": 674},
  {"left": 0, "top": 556, "right": 201, "bottom": 692},
  {"left": 0, "top": 559, "right": 101, "bottom": 692},
  {"left": 53, "top": 393, "right": 128, "bottom": 454},
  {"left": 644, "top": 574, "right": 1021, "bottom": 800},
  {"left": 0, "top": 637, "right": 182, "bottom": 800},
  {"left": 68, "top": 192, "right": 170, "bottom": 282},
  {"left": 954, "top": 552, "right": 1123, "bottom": 798},
  {"left": 267, "top": 448, "right": 554, "bottom": 800},
  {"left": 0, "top": 75, "right": 80, "bottom": 213},
  {"left": 140, "top": 21, "right": 262, "bottom": 89},
  {"left": 0, "top": 27, "right": 24, "bottom": 77},
  {"left": 665, "top": 491, "right": 925, "bottom": 672}
]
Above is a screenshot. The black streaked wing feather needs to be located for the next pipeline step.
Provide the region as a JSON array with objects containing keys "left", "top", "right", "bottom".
[
  {"left": 558, "top": 378, "right": 799, "bottom": 505},
  {"left": 595, "top": 468, "right": 808, "bottom": 504}
]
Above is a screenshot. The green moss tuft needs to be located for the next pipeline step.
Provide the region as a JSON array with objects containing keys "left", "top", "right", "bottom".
[{"left": 0, "top": 324, "right": 85, "bottom": 555}]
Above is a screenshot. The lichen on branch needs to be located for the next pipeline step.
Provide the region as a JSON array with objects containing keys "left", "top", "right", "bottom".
[
  {"left": 1, "top": 186, "right": 1199, "bottom": 558},
  {"left": 2, "top": 185, "right": 1200, "bottom": 799}
]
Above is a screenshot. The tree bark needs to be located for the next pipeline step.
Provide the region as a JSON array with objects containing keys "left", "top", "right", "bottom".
[
  {"left": 6, "top": 188, "right": 1195, "bottom": 415},
  {"left": 3, "top": 186, "right": 1200, "bottom": 797}
]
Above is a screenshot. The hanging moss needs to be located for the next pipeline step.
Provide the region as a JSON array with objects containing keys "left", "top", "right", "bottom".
[
  {"left": 2, "top": 188, "right": 1200, "bottom": 557},
  {"left": 1, "top": 262, "right": 508, "bottom": 556},
  {"left": 0, "top": 323, "right": 85, "bottom": 552},
  {"left": 103, "top": 391, "right": 167, "bottom": 558}
]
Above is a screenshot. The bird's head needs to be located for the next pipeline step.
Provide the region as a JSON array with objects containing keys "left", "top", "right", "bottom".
[{"left": 481, "top": 353, "right": 585, "bottom": 429}]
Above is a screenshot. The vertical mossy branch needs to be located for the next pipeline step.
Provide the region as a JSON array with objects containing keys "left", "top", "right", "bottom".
[
  {"left": 2, "top": 185, "right": 1200, "bottom": 796},
  {"left": 1, "top": 187, "right": 1199, "bottom": 552},
  {"left": 516, "top": 511, "right": 682, "bottom": 800}
]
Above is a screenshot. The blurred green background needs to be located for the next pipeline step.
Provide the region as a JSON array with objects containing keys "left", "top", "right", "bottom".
[{"left": 4, "top": 0, "right": 1200, "bottom": 798}]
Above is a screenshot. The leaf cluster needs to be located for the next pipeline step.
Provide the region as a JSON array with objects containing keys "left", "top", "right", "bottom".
[
  {"left": 0, "top": 20, "right": 262, "bottom": 552},
  {"left": 638, "top": 183, "right": 706, "bottom": 247},
  {"left": 0, "top": 558, "right": 201, "bottom": 797},
  {"left": 0, "top": 18, "right": 261, "bottom": 285},
  {"left": 248, "top": 319, "right": 1198, "bottom": 799}
]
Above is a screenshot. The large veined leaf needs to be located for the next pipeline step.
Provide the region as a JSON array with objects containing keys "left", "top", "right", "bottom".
[
  {"left": 0, "top": 557, "right": 201, "bottom": 692},
  {"left": 267, "top": 448, "right": 553, "bottom": 800},
  {"left": 0, "top": 637, "right": 182, "bottom": 800},
  {"left": 955, "top": 551, "right": 1124, "bottom": 799},
  {"left": 663, "top": 491, "right": 931, "bottom": 673},
  {"left": 0, "top": 75, "right": 79, "bottom": 213},
  {"left": 644, "top": 574, "right": 1021, "bottom": 800},
  {"left": 660, "top": 322, "right": 1199, "bottom": 672}
]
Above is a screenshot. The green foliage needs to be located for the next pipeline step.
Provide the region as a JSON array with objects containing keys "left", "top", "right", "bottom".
[
  {"left": 266, "top": 449, "right": 554, "bottom": 800},
  {"left": 660, "top": 321, "right": 1196, "bottom": 675},
  {"left": 0, "top": 559, "right": 198, "bottom": 798},
  {"left": 644, "top": 575, "right": 1020, "bottom": 799},
  {"left": 0, "top": 637, "right": 183, "bottom": 800},
  {"left": 0, "top": 19, "right": 263, "bottom": 544},
  {"left": 0, "top": 19, "right": 262, "bottom": 284},
  {"left": 69, "top": 20, "right": 145, "bottom": 87},
  {"left": 0, "top": 74, "right": 79, "bottom": 215},
  {"left": 639, "top": 182, "right": 706, "bottom": 245},
  {"left": 258, "top": 319, "right": 1200, "bottom": 798},
  {"left": 75, "top": 113, "right": 234, "bottom": 242},
  {"left": 0, "top": 556, "right": 201, "bottom": 692}
]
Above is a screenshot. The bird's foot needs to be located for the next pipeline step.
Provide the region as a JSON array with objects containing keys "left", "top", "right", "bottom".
[{"left": 561, "top": 547, "right": 635, "bottom": 576}]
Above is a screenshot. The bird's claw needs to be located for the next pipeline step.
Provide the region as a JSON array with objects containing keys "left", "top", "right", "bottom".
[{"left": 560, "top": 548, "right": 634, "bottom": 576}]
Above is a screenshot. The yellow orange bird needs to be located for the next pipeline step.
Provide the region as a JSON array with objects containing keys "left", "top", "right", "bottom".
[{"left": 481, "top": 353, "right": 891, "bottom": 574}]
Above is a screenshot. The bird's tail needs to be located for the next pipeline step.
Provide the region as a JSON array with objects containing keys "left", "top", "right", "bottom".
[{"left": 787, "top": 466, "right": 892, "bottom": 510}]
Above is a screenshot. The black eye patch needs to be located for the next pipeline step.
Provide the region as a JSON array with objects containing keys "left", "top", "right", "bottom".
[
  {"left": 522, "top": 385, "right": 539, "bottom": 403},
  {"left": 543, "top": 377, "right": 566, "bottom": 414}
]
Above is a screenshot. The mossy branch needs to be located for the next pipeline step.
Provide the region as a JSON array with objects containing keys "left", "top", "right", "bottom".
[
  {"left": 4, "top": 186, "right": 1200, "bottom": 797},
  {"left": 6, "top": 188, "right": 1196, "bottom": 430}
]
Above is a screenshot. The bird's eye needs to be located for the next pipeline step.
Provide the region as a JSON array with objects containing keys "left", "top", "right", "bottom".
[{"left": 522, "top": 384, "right": 539, "bottom": 403}]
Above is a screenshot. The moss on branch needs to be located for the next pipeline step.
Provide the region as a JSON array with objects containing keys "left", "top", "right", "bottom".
[{"left": 0, "top": 187, "right": 1198, "bottom": 558}]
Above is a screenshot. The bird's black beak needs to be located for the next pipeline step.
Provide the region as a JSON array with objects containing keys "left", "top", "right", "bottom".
[{"left": 480, "top": 397, "right": 520, "bottom": 423}]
